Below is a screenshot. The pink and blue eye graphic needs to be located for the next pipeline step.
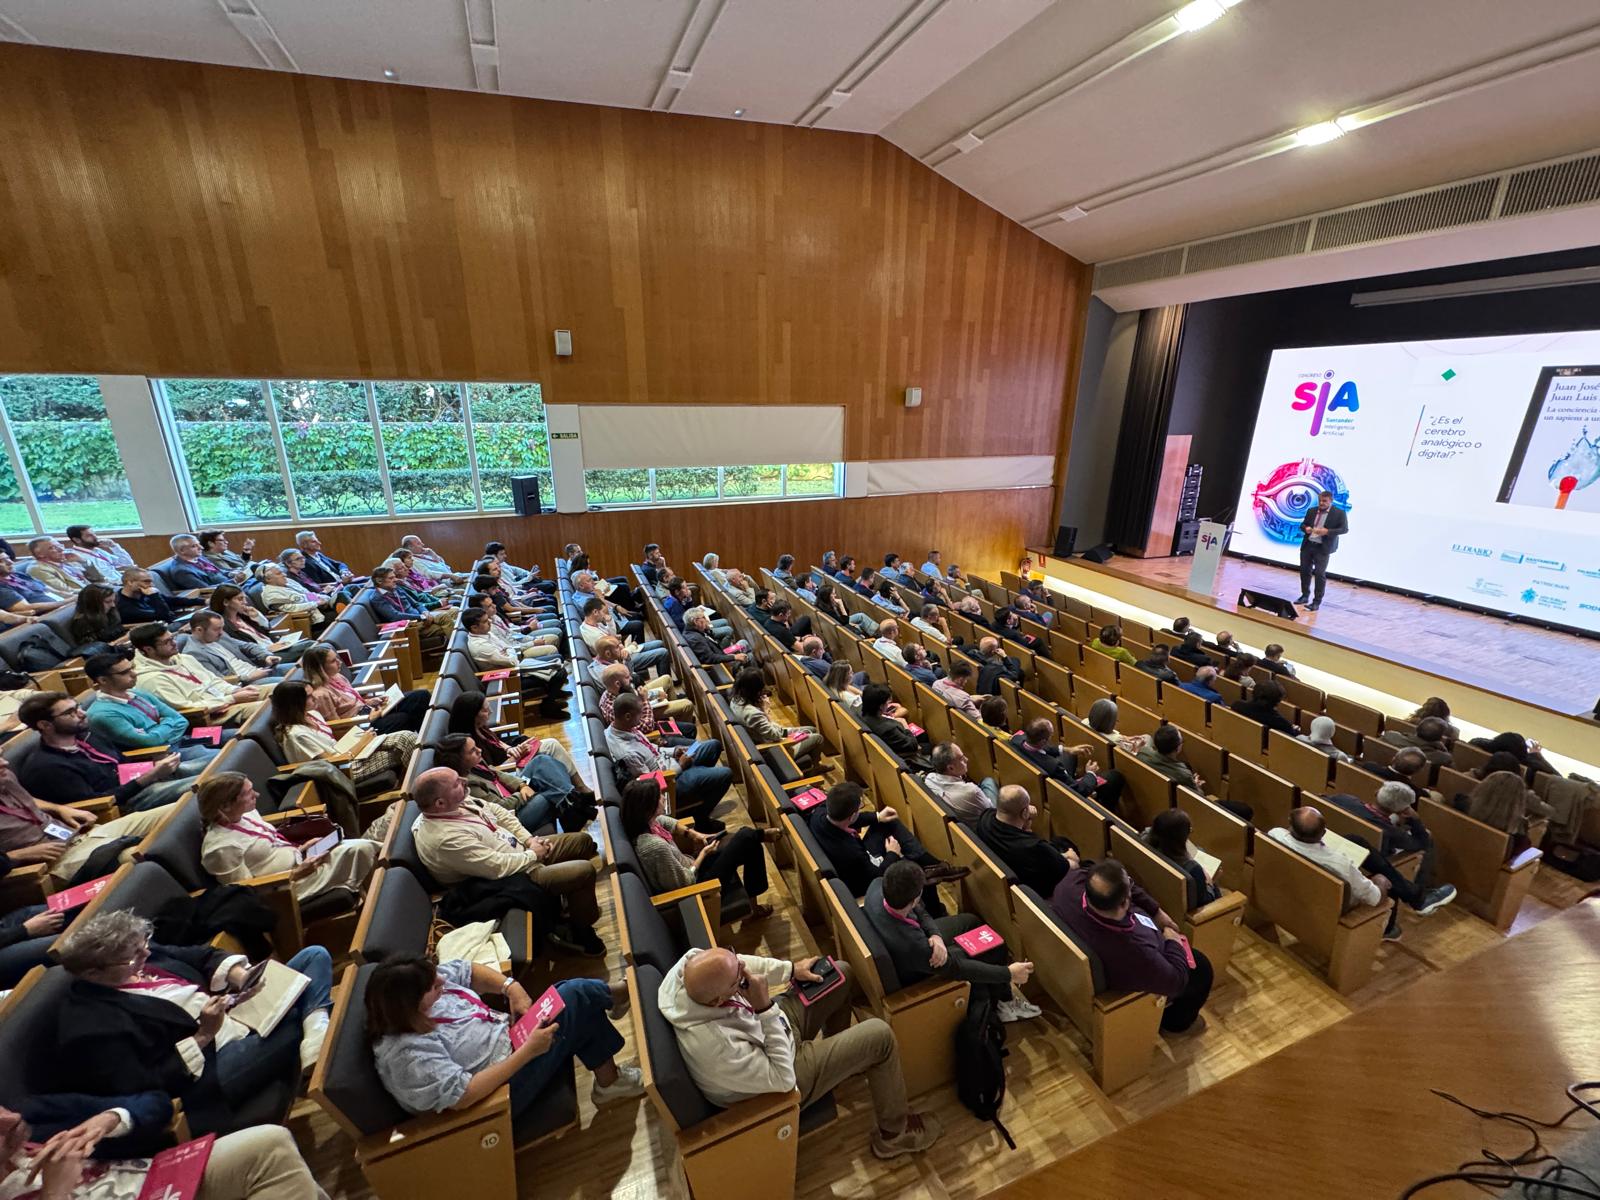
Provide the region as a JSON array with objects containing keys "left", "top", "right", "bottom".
[{"left": 1251, "top": 459, "right": 1351, "bottom": 544}]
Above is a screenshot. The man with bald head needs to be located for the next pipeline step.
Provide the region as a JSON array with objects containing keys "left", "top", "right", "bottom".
[
  {"left": 412, "top": 765, "right": 604, "bottom": 957},
  {"left": 870, "top": 619, "right": 906, "bottom": 667},
  {"left": 657, "top": 946, "right": 940, "bottom": 1160},
  {"left": 976, "top": 784, "right": 1079, "bottom": 895},
  {"left": 970, "top": 635, "right": 1022, "bottom": 696}
]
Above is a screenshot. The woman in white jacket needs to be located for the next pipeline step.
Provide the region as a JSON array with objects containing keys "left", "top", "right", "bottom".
[
  {"left": 655, "top": 947, "right": 940, "bottom": 1160},
  {"left": 198, "top": 770, "right": 377, "bottom": 904}
]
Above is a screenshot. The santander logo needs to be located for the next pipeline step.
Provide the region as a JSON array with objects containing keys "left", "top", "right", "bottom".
[{"left": 1292, "top": 378, "right": 1359, "bottom": 436}]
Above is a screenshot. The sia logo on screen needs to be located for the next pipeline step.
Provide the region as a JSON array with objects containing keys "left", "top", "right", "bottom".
[{"left": 1292, "top": 379, "right": 1359, "bottom": 435}]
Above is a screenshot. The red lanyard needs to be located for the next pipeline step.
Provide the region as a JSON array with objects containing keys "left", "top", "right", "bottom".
[
  {"left": 434, "top": 986, "right": 498, "bottom": 1025},
  {"left": 721, "top": 994, "right": 757, "bottom": 1015},
  {"left": 880, "top": 900, "right": 921, "bottom": 929},
  {"left": 0, "top": 798, "right": 44, "bottom": 826},
  {"left": 73, "top": 739, "right": 119, "bottom": 765},
  {"left": 125, "top": 695, "right": 160, "bottom": 720},
  {"left": 164, "top": 665, "right": 203, "bottom": 684},
  {"left": 223, "top": 817, "right": 293, "bottom": 847},
  {"left": 474, "top": 768, "right": 512, "bottom": 800},
  {"left": 648, "top": 822, "right": 675, "bottom": 846},
  {"left": 119, "top": 967, "right": 193, "bottom": 993},
  {"left": 425, "top": 807, "right": 500, "bottom": 836}
]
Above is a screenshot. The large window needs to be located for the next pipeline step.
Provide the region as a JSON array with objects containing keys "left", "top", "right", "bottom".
[
  {"left": 0, "top": 375, "right": 140, "bottom": 533},
  {"left": 156, "top": 377, "right": 555, "bottom": 525},
  {"left": 584, "top": 463, "right": 841, "bottom": 508}
]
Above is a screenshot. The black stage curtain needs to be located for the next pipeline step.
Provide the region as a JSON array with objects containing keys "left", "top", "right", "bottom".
[{"left": 1104, "top": 304, "right": 1187, "bottom": 551}]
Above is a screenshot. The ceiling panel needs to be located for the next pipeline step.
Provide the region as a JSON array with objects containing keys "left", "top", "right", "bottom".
[
  {"left": 0, "top": 0, "right": 255, "bottom": 68},
  {"left": 256, "top": 0, "right": 473, "bottom": 92},
  {"left": 494, "top": 0, "right": 692, "bottom": 110}
]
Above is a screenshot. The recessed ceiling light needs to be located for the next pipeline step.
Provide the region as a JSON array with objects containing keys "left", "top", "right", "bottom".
[
  {"left": 382, "top": 68, "right": 397, "bottom": 80},
  {"left": 1173, "top": 0, "right": 1225, "bottom": 33},
  {"left": 1057, "top": 205, "right": 1089, "bottom": 223},
  {"left": 1294, "top": 121, "right": 1345, "bottom": 146},
  {"left": 732, "top": 108, "right": 745, "bottom": 117}
]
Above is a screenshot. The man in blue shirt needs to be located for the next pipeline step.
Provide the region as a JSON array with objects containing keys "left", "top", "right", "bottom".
[
  {"left": 1179, "top": 664, "right": 1226, "bottom": 706},
  {"left": 164, "top": 534, "right": 238, "bottom": 590},
  {"left": 82, "top": 652, "right": 202, "bottom": 750},
  {"left": 880, "top": 553, "right": 908, "bottom": 587},
  {"left": 919, "top": 549, "right": 942, "bottom": 579}
]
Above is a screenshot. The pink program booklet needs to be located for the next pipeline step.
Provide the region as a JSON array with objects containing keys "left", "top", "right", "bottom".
[
  {"left": 136, "top": 1134, "right": 216, "bottom": 1200},
  {"left": 191, "top": 726, "right": 224, "bottom": 746},
  {"left": 479, "top": 669, "right": 512, "bottom": 682},
  {"left": 510, "top": 985, "right": 566, "bottom": 1048},
  {"left": 47, "top": 874, "right": 114, "bottom": 913},
  {"left": 905, "top": 722, "right": 924, "bottom": 736},
  {"left": 378, "top": 620, "right": 409, "bottom": 634},
  {"left": 791, "top": 786, "right": 827, "bottom": 811},
  {"left": 786, "top": 729, "right": 810, "bottom": 742},
  {"left": 117, "top": 762, "right": 155, "bottom": 785},
  {"left": 953, "top": 924, "right": 1005, "bottom": 956}
]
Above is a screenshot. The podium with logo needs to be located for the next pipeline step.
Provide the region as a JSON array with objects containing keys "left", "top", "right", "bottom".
[{"left": 1188, "top": 521, "right": 1230, "bottom": 596}]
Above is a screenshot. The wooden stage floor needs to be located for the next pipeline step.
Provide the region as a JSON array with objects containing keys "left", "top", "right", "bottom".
[{"left": 1103, "top": 552, "right": 1600, "bottom": 719}]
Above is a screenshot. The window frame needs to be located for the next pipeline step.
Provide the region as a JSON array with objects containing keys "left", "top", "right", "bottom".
[
  {"left": 583, "top": 462, "right": 843, "bottom": 510},
  {"left": 0, "top": 373, "right": 145, "bottom": 535}
]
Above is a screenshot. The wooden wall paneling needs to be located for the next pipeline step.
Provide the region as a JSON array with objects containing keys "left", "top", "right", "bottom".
[
  {"left": 0, "top": 43, "right": 1090, "bottom": 465},
  {"left": 118, "top": 487, "right": 1055, "bottom": 582},
  {"left": 1135, "top": 433, "right": 1192, "bottom": 558}
]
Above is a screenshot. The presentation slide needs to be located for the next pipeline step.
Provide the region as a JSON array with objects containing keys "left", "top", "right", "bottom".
[{"left": 1229, "top": 330, "right": 1600, "bottom": 633}]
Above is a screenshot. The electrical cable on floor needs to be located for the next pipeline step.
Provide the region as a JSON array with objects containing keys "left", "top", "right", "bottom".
[{"left": 1397, "top": 1084, "right": 1600, "bottom": 1198}]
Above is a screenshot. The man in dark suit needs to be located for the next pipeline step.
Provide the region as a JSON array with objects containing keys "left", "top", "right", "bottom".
[
  {"left": 968, "top": 636, "right": 1022, "bottom": 696},
  {"left": 807, "top": 782, "right": 959, "bottom": 917},
  {"left": 1297, "top": 490, "right": 1349, "bottom": 611}
]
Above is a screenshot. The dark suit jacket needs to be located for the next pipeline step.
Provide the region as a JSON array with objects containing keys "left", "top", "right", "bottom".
[
  {"left": 974, "top": 652, "right": 1022, "bottom": 696},
  {"left": 23, "top": 1090, "right": 175, "bottom": 1159},
  {"left": 1325, "top": 790, "right": 1430, "bottom": 857},
  {"left": 1008, "top": 735, "right": 1077, "bottom": 785},
  {"left": 759, "top": 614, "right": 798, "bottom": 650},
  {"left": 684, "top": 627, "right": 738, "bottom": 666},
  {"left": 1299, "top": 505, "right": 1349, "bottom": 554},
  {"left": 861, "top": 710, "right": 926, "bottom": 765},
  {"left": 1231, "top": 700, "right": 1299, "bottom": 737},
  {"left": 809, "top": 809, "right": 895, "bottom": 897},
  {"left": 168, "top": 560, "right": 232, "bottom": 590}
]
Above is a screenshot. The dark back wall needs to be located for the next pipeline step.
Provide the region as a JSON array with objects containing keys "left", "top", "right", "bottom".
[{"left": 1168, "top": 245, "right": 1600, "bottom": 519}]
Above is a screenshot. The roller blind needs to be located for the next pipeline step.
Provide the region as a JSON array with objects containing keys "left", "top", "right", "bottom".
[{"left": 578, "top": 405, "right": 844, "bottom": 469}]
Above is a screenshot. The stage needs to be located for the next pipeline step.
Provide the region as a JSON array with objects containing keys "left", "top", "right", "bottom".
[{"left": 1093, "top": 552, "right": 1598, "bottom": 719}]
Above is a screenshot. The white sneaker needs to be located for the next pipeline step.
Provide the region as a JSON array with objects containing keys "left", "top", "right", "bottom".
[
  {"left": 1007, "top": 996, "right": 1043, "bottom": 1020},
  {"left": 996, "top": 1000, "right": 1035, "bottom": 1024},
  {"left": 591, "top": 1063, "right": 644, "bottom": 1106},
  {"left": 299, "top": 1009, "right": 329, "bottom": 1073}
]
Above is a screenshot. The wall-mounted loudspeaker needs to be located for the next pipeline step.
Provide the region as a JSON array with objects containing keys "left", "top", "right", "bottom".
[
  {"left": 1053, "top": 525, "right": 1078, "bottom": 557},
  {"left": 1081, "top": 543, "right": 1115, "bottom": 564},
  {"left": 510, "top": 476, "right": 544, "bottom": 516}
]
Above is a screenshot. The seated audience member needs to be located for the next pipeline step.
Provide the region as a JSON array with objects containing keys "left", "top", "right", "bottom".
[
  {"left": 722, "top": 569, "right": 757, "bottom": 609},
  {"left": 918, "top": 549, "right": 942, "bottom": 578},
  {"left": 879, "top": 553, "right": 909, "bottom": 587},
  {"left": 795, "top": 634, "right": 831, "bottom": 679},
  {"left": 638, "top": 543, "right": 667, "bottom": 593},
  {"left": 293, "top": 530, "right": 357, "bottom": 588},
  {"left": 1137, "top": 724, "right": 1207, "bottom": 793},
  {"left": 1084, "top": 698, "right": 1148, "bottom": 754},
  {"left": 867, "top": 859, "right": 1038, "bottom": 1024},
  {"left": 486, "top": 541, "right": 554, "bottom": 595},
  {"left": 66, "top": 584, "right": 127, "bottom": 655},
  {"left": 163, "top": 534, "right": 239, "bottom": 590},
  {"left": 759, "top": 597, "right": 810, "bottom": 649},
  {"left": 210, "top": 585, "right": 312, "bottom": 662},
  {"left": 1355, "top": 746, "right": 1430, "bottom": 800},
  {"left": 932, "top": 659, "right": 982, "bottom": 720},
  {"left": 851, "top": 565, "right": 879, "bottom": 599},
  {"left": 660, "top": 575, "right": 693, "bottom": 632},
  {"left": 471, "top": 587, "right": 561, "bottom": 650},
  {"left": 0, "top": 753, "right": 177, "bottom": 888},
  {"left": 604, "top": 693, "right": 732, "bottom": 832},
  {"left": 1052, "top": 859, "right": 1212, "bottom": 1035},
  {"left": 181, "top": 609, "right": 282, "bottom": 684},
  {"left": 1170, "top": 616, "right": 1193, "bottom": 637},
  {"left": 771, "top": 553, "right": 798, "bottom": 588},
  {"left": 1407, "top": 696, "right": 1461, "bottom": 741},
  {"left": 597, "top": 663, "right": 693, "bottom": 737},
  {"left": 25, "top": 536, "right": 105, "bottom": 594},
  {"left": 729, "top": 669, "right": 824, "bottom": 773},
  {"left": 1268, "top": 806, "right": 1455, "bottom": 942},
  {"left": 978, "top": 694, "right": 1009, "bottom": 731},
  {"left": 682, "top": 606, "right": 747, "bottom": 668},
  {"left": 1135, "top": 643, "right": 1179, "bottom": 683},
  {"left": 859, "top": 683, "right": 930, "bottom": 769},
  {"left": 824, "top": 660, "right": 865, "bottom": 713},
  {"left": 700, "top": 552, "right": 727, "bottom": 587},
  {"left": 1211, "top": 630, "right": 1241, "bottom": 658},
  {"left": 64, "top": 523, "right": 135, "bottom": 574},
  {"left": 412, "top": 765, "right": 604, "bottom": 956},
  {"left": 920, "top": 576, "right": 955, "bottom": 609},
  {"left": 466, "top": 606, "right": 557, "bottom": 677},
  {"left": 992, "top": 606, "right": 1042, "bottom": 655},
  {"left": 923, "top": 741, "right": 997, "bottom": 821},
  {"left": 447, "top": 691, "right": 593, "bottom": 816},
  {"left": 903, "top": 643, "right": 942, "bottom": 685},
  {"left": 432, "top": 733, "right": 577, "bottom": 837},
  {"left": 573, "top": 570, "right": 644, "bottom": 641},
  {"left": 873, "top": 581, "right": 908, "bottom": 616},
  {"left": 1297, "top": 715, "right": 1352, "bottom": 762},
  {"left": 871, "top": 619, "right": 907, "bottom": 667},
  {"left": 661, "top": 946, "right": 940, "bottom": 1159},
  {"left": 200, "top": 771, "right": 377, "bottom": 907},
  {"left": 370, "top": 567, "right": 455, "bottom": 640},
  {"left": 0, "top": 554, "right": 67, "bottom": 619},
  {"left": 389, "top": 547, "right": 449, "bottom": 597},
  {"left": 1454, "top": 771, "right": 1541, "bottom": 858},
  {"left": 0, "top": 885, "right": 62, "bottom": 988},
  {"left": 588, "top": 633, "right": 670, "bottom": 697},
  {"left": 81, "top": 652, "right": 198, "bottom": 752},
  {"left": 300, "top": 644, "right": 427, "bottom": 733},
  {"left": 197, "top": 528, "right": 253, "bottom": 574},
  {"left": 0, "top": 1100, "right": 323, "bottom": 1199},
  {"left": 1261, "top": 643, "right": 1296, "bottom": 678},
  {"left": 50, "top": 910, "right": 333, "bottom": 1133},
  {"left": 810, "top": 781, "right": 961, "bottom": 916},
  {"left": 1088, "top": 625, "right": 1137, "bottom": 668},
  {"left": 369, "top": 955, "right": 640, "bottom": 1121},
  {"left": 400, "top": 533, "right": 463, "bottom": 584},
  {"left": 1142, "top": 808, "right": 1220, "bottom": 905},
  {"left": 1179, "top": 664, "right": 1226, "bottom": 705},
  {"left": 813, "top": 580, "right": 876, "bottom": 636},
  {"left": 269, "top": 681, "right": 416, "bottom": 790},
  {"left": 1381, "top": 715, "right": 1454, "bottom": 765},
  {"left": 911, "top": 604, "right": 950, "bottom": 644},
  {"left": 1220, "top": 653, "right": 1257, "bottom": 697},
  {"left": 130, "top": 623, "right": 264, "bottom": 725},
  {"left": 17, "top": 692, "right": 207, "bottom": 814},
  {"left": 945, "top": 563, "right": 979, "bottom": 594},
  {"left": 254, "top": 561, "right": 333, "bottom": 626},
  {"left": 1468, "top": 730, "right": 1557, "bottom": 776},
  {"left": 1171, "top": 630, "right": 1212, "bottom": 667},
  {"left": 115, "top": 566, "right": 194, "bottom": 626},
  {"left": 977, "top": 783, "right": 1079, "bottom": 895},
  {"left": 1231, "top": 678, "right": 1297, "bottom": 736},
  {"left": 971, "top": 636, "right": 1022, "bottom": 696},
  {"left": 1327, "top": 781, "right": 1444, "bottom": 880},
  {"left": 815, "top": 550, "right": 839, "bottom": 583},
  {"left": 1014, "top": 720, "right": 1127, "bottom": 812},
  {"left": 622, "top": 777, "right": 776, "bottom": 920}
]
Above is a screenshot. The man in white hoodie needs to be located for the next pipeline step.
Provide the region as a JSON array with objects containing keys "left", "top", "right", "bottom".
[{"left": 657, "top": 947, "right": 941, "bottom": 1160}]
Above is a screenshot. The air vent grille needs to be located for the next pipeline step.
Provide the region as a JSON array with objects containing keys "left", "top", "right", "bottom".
[
  {"left": 1184, "top": 221, "right": 1311, "bottom": 274},
  {"left": 1093, "top": 248, "right": 1185, "bottom": 290},
  {"left": 1310, "top": 179, "right": 1498, "bottom": 252},
  {"left": 1501, "top": 151, "right": 1600, "bottom": 217}
]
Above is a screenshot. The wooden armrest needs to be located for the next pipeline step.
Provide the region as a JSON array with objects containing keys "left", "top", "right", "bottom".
[
  {"left": 1338, "top": 900, "right": 1393, "bottom": 928},
  {"left": 350, "top": 1085, "right": 512, "bottom": 1151},
  {"left": 1188, "top": 890, "right": 1247, "bottom": 924},
  {"left": 242, "top": 868, "right": 298, "bottom": 889},
  {"left": 649, "top": 879, "right": 722, "bottom": 908},
  {"left": 882, "top": 975, "right": 966, "bottom": 1014},
  {"left": 1092, "top": 989, "right": 1155, "bottom": 1014},
  {"left": 1506, "top": 847, "right": 1543, "bottom": 872},
  {"left": 122, "top": 745, "right": 171, "bottom": 758},
  {"left": 69, "top": 796, "right": 119, "bottom": 819},
  {"left": 327, "top": 716, "right": 362, "bottom": 732},
  {"left": 781, "top": 775, "right": 829, "bottom": 793}
]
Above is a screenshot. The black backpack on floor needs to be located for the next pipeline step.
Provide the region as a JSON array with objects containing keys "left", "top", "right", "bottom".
[{"left": 954, "top": 990, "right": 1015, "bottom": 1149}]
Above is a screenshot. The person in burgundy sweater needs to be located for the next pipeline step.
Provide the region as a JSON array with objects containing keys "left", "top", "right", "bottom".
[{"left": 1051, "top": 859, "right": 1213, "bottom": 1034}]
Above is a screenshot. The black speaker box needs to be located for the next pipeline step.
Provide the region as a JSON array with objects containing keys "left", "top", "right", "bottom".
[
  {"left": 1052, "top": 525, "right": 1078, "bottom": 557},
  {"left": 1238, "top": 587, "right": 1298, "bottom": 620},
  {"left": 510, "top": 475, "right": 544, "bottom": 516},
  {"left": 1081, "top": 543, "right": 1115, "bottom": 564}
]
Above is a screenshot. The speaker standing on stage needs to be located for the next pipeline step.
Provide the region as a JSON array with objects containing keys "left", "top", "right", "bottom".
[{"left": 1296, "top": 490, "right": 1348, "bottom": 611}]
